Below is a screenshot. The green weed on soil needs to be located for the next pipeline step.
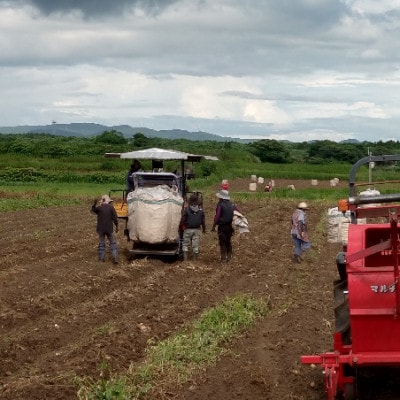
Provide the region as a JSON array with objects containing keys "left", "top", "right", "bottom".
[{"left": 76, "top": 294, "right": 268, "bottom": 400}]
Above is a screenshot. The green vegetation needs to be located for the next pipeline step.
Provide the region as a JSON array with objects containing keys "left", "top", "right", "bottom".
[
  {"left": 76, "top": 294, "right": 268, "bottom": 400},
  {"left": 1, "top": 131, "right": 400, "bottom": 211}
]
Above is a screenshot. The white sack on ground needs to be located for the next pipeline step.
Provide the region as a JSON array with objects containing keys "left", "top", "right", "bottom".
[
  {"left": 327, "top": 207, "right": 351, "bottom": 244},
  {"left": 127, "top": 186, "right": 184, "bottom": 243}
]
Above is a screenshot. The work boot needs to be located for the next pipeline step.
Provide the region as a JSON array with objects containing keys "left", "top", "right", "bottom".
[
  {"left": 183, "top": 251, "right": 189, "bottom": 261},
  {"left": 221, "top": 250, "right": 228, "bottom": 263},
  {"left": 293, "top": 254, "right": 301, "bottom": 264},
  {"left": 193, "top": 252, "right": 199, "bottom": 261},
  {"left": 112, "top": 257, "right": 119, "bottom": 265},
  {"left": 227, "top": 250, "right": 232, "bottom": 262}
]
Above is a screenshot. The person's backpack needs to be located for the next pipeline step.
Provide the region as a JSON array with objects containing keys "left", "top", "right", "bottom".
[{"left": 186, "top": 207, "right": 203, "bottom": 228}]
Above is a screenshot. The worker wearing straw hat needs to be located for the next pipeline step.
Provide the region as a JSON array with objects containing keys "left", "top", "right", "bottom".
[{"left": 291, "top": 201, "right": 310, "bottom": 263}]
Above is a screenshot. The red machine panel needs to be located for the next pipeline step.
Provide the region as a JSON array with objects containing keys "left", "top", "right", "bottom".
[{"left": 347, "top": 223, "right": 400, "bottom": 354}]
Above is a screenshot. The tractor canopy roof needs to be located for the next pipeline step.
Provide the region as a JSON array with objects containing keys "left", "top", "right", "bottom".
[{"left": 105, "top": 147, "right": 218, "bottom": 162}]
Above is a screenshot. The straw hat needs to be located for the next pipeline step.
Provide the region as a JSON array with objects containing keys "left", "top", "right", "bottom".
[{"left": 297, "top": 201, "right": 308, "bottom": 210}]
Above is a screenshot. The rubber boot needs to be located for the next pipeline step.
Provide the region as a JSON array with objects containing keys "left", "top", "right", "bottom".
[
  {"left": 221, "top": 249, "right": 228, "bottom": 263},
  {"left": 193, "top": 252, "right": 198, "bottom": 261},
  {"left": 293, "top": 254, "right": 301, "bottom": 264},
  {"left": 183, "top": 251, "right": 189, "bottom": 261},
  {"left": 227, "top": 249, "right": 232, "bottom": 262}
]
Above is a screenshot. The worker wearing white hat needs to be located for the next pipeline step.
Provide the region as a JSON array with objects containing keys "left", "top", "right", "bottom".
[
  {"left": 91, "top": 194, "right": 119, "bottom": 264},
  {"left": 211, "top": 190, "right": 237, "bottom": 262},
  {"left": 291, "top": 201, "right": 310, "bottom": 263}
]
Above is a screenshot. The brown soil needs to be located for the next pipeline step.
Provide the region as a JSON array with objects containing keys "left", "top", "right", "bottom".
[{"left": 0, "top": 178, "right": 396, "bottom": 399}]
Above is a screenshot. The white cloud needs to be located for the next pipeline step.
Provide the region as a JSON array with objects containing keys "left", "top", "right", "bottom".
[
  {"left": 1, "top": 0, "right": 400, "bottom": 142},
  {"left": 333, "top": 14, "right": 379, "bottom": 41},
  {"left": 347, "top": 102, "right": 387, "bottom": 118},
  {"left": 344, "top": 0, "right": 400, "bottom": 15},
  {"left": 243, "top": 101, "right": 292, "bottom": 125}
]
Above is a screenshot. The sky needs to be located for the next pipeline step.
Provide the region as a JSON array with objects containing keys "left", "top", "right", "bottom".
[{"left": 1, "top": 0, "right": 400, "bottom": 142}]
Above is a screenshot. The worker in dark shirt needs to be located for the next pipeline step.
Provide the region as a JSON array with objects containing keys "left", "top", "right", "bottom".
[
  {"left": 211, "top": 190, "right": 238, "bottom": 263},
  {"left": 180, "top": 194, "right": 206, "bottom": 261},
  {"left": 91, "top": 194, "right": 119, "bottom": 264}
]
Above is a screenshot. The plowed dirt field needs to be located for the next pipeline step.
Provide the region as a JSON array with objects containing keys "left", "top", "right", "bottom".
[{"left": 0, "top": 179, "right": 397, "bottom": 399}]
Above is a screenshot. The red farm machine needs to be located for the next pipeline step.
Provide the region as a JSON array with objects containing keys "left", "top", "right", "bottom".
[{"left": 302, "top": 154, "right": 400, "bottom": 399}]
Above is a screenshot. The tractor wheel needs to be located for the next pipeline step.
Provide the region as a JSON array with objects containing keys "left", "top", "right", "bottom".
[{"left": 334, "top": 279, "right": 351, "bottom": 345}]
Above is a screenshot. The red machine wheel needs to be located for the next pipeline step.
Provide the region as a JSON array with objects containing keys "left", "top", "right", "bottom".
[{"left": 334, "top": 279, "right": 351, "bottom": 345}]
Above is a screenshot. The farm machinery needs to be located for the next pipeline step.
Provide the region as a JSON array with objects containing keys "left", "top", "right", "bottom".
[
  {"left": 106, "top": 147, "right": 217, "bottom": 259},
  {"left": 302, "top": 154, "right": 400, "bottom": 399}
]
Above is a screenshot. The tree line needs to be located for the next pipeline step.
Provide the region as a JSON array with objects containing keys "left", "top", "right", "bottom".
[{"left": 1, "top": 130, "right": 400, "bottom": 164}]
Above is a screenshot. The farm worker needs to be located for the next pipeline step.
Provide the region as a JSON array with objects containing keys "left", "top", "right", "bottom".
[
  {"left": 291, "top": 201, "right": 311, "bottom": 263},
  {"left": 179, "top": 194, "right": 206, "bottom": 261},
  {"left": 91, "top": 194, "right": 119, "bottom": 264},
  {"left": 211, "top": 190, "right": 238, "bottom": 263},
  {"left": 126, "top": 159, "right": 142, "bottom": 192}
]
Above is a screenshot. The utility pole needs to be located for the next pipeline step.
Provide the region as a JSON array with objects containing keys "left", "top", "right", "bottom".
[{"left": 368, "top": 148, "right": 374, "bottom": 185}]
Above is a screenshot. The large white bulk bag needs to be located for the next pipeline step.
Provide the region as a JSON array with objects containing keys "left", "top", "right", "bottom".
[
  {"left": 327, "top": 207, "right": 351, "bottom": 244},
  {"left": 127, "top": 185, "right": 184, "bottom": 244},
  {"left": 357, "top": 189, "right": 381, "bottom": 224},
  {"left": 359, "top": 188, "right": 380, "bottom": 198}
]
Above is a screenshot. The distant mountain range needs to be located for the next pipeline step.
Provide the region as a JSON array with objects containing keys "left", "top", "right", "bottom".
[
  {"left": 0, "top": 123, "right": 362, "bottom": 144},
  {"left": 0, "top": 123, "right": 251, "bottom": 142}
]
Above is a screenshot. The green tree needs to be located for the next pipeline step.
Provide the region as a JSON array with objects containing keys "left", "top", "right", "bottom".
[
  {"left": 132, "top": 132, "right": 150, "bottom": 148},
  {"left": 94, "top": 130, "right": 127, "bottom": 145},
  {"left": 248, "top": 139, "right": 290, "bottom": 163},
  {"left": 307, "top": 140, "right": 365, "bottom": 164},
  {"left": 9, "top": 138, "right": 35, "bottom": 154}
]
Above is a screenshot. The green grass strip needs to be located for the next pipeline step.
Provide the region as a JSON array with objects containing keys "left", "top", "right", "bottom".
[
  {"left": 0, "top": 197, "right": 81, "bottom": 211},
  {"left": 76, "top": 294, "right": 268, "bottom": 400}
]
